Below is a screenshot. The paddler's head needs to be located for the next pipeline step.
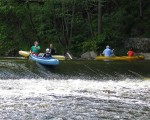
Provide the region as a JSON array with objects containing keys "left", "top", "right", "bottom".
[
  {"left": 50, "top": 44, "right": 53, "bottom": 48},
  {"left": 106, "top": 45, "right": 110, "bottom": 49},
  {"left": 46, "top": 48, "right": 50, "bottom": 53},
  {"left": 34, "top": 41, "right": 39, "bottom": 46}
]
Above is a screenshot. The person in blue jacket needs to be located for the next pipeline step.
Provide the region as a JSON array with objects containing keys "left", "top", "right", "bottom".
[{"left": 102, "top": 45, "right": 113, "bottom": 57}]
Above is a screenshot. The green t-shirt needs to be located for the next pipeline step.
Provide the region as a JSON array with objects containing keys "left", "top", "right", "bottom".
[{"left": 31, "top": 46, "right": 40, "bottom": 53}]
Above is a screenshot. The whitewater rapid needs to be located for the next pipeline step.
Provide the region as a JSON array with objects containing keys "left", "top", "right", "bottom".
[{"left": 0, "top": 78, "right": 150, "bottom": 120}]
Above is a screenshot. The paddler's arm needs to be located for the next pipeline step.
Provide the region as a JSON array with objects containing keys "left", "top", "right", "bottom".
[
  {"left": 35, "top": 46, "right": 40, "bottom": 50},
  {"left": 111, "top": 49, "right": 115, "bottom": 56},
  {"left": 30, "top": 46, "right": 32, "bottom": 53}
]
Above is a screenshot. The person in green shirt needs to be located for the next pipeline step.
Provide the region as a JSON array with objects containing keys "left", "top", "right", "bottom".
[{"left": 30, "top": 41, "right": 40, "bottom": 56}]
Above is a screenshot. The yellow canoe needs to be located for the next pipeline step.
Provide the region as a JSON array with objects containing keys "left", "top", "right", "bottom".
[
  {"left": 19, "top": 50, "right": 65, "bottom": 60},
  {"left": 95, "top": 56, "right": 145, "bottom": 61}
]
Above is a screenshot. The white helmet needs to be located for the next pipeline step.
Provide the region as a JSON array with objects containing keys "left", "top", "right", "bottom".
[{"left": 46, "top": 48, "right": 50, "bottom": 52}]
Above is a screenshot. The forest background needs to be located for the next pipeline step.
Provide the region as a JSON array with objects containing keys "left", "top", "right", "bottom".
[{"left": 0, "top": 0, "right": 149, "bottom": 56}]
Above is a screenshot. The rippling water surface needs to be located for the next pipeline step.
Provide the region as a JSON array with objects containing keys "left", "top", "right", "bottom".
[{"left": 0, "top": 59, "right": 150, "bottom": 120}]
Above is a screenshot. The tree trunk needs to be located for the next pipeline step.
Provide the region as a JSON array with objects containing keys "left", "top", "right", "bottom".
[
  {"left": 61, "top": 0, "right": 68, "bottom": 47},
  {"left": 98, "top": 0, "right": 102, "bottom": 35},
  {"left": 85, "top": 0, "right": 93, "bottom": 37},
  {"left": 26, "top": 0, "right": 40, "bottom": 42},
  {"left": 51, "top": 0, "right": 64, "bottom": 48},
  {"left": 69, "top": 0, "right": 76, "bottom": 46},
  {"left": 64, "top": 13, "right": 69, "bottom": 46},
  {"left": 139, "top": 0, "right": 143, "bottom": 19}
]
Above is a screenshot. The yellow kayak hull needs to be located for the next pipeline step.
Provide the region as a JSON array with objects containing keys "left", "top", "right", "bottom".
[
  {"left": 19, "top": 51, "right": 65, "bottom": 60},
  {"left": 95, "top": 56, "right": 145, "bottom": 61},
  {"left": 52, "top": 55, "right": 65, "bottom": 60},
  {"left": 19, "top": 51, "right": 30, "bottom": 57}
]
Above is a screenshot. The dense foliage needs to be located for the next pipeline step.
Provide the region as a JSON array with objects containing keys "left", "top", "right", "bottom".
[{"left": 0, "top": 0, "right": 149, "bottom": 56}]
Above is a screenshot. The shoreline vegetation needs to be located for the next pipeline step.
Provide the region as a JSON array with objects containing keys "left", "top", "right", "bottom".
[{"left": 0, "top": 0, "right": 150, "bottom": 57}]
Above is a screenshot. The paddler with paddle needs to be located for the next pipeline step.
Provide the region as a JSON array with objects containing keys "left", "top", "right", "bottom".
[
  {"left": 30, "top": 41, "right": 40, "bottom": 56},
  {"left": 102, "top": 45, "right": 114, "bottom": 57}
]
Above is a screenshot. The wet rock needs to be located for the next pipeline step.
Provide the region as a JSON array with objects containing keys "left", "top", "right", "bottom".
[
  {"left": 137, "top": 53, "right": 150, "bottom": 60},
  {"left": 90, "top": 51, "right": 97, "bottom": 58},
  {"left": 81, "top": 52, "right": 91, "bottom": 59},
  {"left": 125, "top": 38, "right": 150, "bottom": 52},
  {"left": 81, "top": 51, "right": 97, "bottom": 59}
]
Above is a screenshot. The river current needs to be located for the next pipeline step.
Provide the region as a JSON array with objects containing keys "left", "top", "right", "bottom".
[{"left": 0, "top": 59, "right": 150, "bottom": 120}]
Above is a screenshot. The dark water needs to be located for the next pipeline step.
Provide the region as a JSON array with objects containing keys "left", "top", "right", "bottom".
[{"left": 0, "top": 58, "right": 150, "bottom": 120}]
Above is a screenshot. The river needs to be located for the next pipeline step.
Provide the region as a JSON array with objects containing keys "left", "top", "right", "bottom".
[{"left": 0, "top": 58, "right": 150, "bottom": 120}]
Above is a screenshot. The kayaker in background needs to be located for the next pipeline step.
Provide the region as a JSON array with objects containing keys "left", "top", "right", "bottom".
[
  {"left": 102, "top": 45, "right": 114, "bottom": 57},
  {"left": 49, "top": 44, "right": 56, "bottom": 55},
  {"left": 127, "top": 48, "right": 135, "bottom": 57},
  {"left": 43, "top": 48, "right": 51, "bottom": 58},
  {"left": 30, "top": 41, "right": 40, "bottom": 56}
]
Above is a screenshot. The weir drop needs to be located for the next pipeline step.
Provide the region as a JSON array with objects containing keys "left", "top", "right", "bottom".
[{"left": 0, "top": 58, "right": 150, "bottom": 120}]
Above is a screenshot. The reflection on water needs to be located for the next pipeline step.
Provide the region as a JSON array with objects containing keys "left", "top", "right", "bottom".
[
  {"left": 0, "top": 59, "right": 150, "bottom": 119},
  {"left": 0, "top": 79, "right": 150, "bottom": 119}
]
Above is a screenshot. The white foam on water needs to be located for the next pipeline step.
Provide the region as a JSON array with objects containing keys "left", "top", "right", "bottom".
[
  {"left": 0, "top": 78, "right": 150, "bottom": 119},
  {"left": 0, "top": 79, "right": 149, "bottom": 105}
]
